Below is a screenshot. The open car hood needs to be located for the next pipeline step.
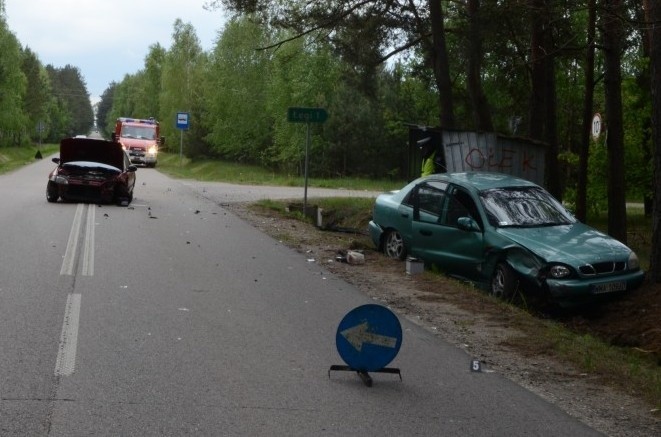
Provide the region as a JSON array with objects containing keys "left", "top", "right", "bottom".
[{"left": 59, "top": 137, "right": 125, "bottom": 170}]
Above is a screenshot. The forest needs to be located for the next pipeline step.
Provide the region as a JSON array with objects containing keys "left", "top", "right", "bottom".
[{"left": 1, "top": 1, "right": 660, "bottom": 280}]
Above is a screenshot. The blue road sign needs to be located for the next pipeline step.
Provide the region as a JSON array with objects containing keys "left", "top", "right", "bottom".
[
  {"left": 176, "top": 112, "right": 190, "bottom": 130},
  {"left": 335, "top": 304, "right": 402, "bottom": 372}
]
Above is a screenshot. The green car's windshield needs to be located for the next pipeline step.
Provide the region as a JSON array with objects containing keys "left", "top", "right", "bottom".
[{"left": 480, "top": 187, "right": 576, "bottom": 228}]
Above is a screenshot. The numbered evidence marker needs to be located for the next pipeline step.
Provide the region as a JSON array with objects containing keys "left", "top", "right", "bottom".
[
  {"left": 330, "top": 304, "right": 402, "bottom": 386},
  {"left": 470, "top": 358, "right": 482, "bottom": 372}
]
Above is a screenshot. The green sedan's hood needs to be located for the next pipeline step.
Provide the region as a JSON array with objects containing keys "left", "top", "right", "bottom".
[{"left": 496, "top": 223, "right": 631, "bottom": 265}]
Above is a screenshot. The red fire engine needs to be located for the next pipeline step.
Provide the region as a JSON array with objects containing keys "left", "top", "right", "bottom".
[{"left": 112, "top": 117, "right": 165, "bottom": 168}]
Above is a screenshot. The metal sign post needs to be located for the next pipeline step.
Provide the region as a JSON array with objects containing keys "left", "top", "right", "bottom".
[
  {"left": 35, "top": 121, "right": 46, "bottom": 159},
  {"left": 176, "top": 112, "right": 190, "bottom": 166},
  {"left": 287, "top": 107, "right": 328, "bottom": 215},
  {"left": 36, "top": 120, "right": 45, "bottom": 146}
]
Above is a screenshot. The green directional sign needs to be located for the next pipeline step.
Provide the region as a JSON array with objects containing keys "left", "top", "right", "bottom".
[
  {"left": 287, "top": 106, "right": 328, "bottom": 215},
  {"left": 287, "top": 107, "right": 328, "bottom": 123}
]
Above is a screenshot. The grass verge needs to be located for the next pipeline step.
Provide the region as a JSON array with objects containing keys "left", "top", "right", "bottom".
[
  {"left": 504, "top": 314, "right": 661, "bottom": 410},
  {"left": 157, "top": 152, "right": 403, "bottom": 191},
  {"left": 0, "top": 144, "right": 58, "bottom": 175}
]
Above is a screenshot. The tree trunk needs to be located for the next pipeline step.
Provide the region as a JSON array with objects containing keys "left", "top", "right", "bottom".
[
  {"left": 528, "top": 0, "right": 561, "bottom": 199},
  {"left": 647, "top": 0, "right": 661, "bottom": 281},
  {"left": 544, "top": 37, "right": 561, "bottom": 200},
  {"left": 602, "top": 0, "right": 628, "bottom": 244},
  {"left": 638, "top": 0, "right": 654, "bottom": 217},
  {"left": 528, "top": 0, "right": 546, "bottom": 138},
  {"left": 576, "top": 0, "right": 596, "bottom": 222},
  {"left": 466, "top": 0, "right": 493, "bottom": 132},
  {"left": 429, "top": 0, "right": 455, "bottom": 129}
]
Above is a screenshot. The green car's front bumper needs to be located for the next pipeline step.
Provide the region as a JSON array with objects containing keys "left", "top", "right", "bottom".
[{"left": 545, "top": 269, "right": 645, "bottom": 306}]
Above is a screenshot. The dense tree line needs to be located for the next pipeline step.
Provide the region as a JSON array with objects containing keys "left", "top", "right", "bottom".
[
  {"left": 2, "top": 1, "right": 661, "bottom": 281},
  {"left": 0, "top": 3, "right": 93, "bottom": 145},
  {"left": 98, "top": 2, "right": 655, "bottom": 203}
]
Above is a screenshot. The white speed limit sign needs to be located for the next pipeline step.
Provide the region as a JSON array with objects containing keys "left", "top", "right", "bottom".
[{"left": 591, "top": 113, "right": 602, "bottom": 140}]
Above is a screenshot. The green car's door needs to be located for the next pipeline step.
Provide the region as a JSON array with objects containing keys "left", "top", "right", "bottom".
[{"left": 412, "top": 186, "right": 486, "bottom": 280}]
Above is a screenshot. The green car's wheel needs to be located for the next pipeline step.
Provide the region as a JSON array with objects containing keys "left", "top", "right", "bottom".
[
  {"left": 384, "top": 230, "right": 406, "bottom": 260},
  {"left": 491, "top": 262, "right": 516, "bottom": 299}
]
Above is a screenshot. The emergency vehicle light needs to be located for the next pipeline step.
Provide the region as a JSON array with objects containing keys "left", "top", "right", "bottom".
[{"left": 117, "top": 117, "right": 157, "bottom": 125}]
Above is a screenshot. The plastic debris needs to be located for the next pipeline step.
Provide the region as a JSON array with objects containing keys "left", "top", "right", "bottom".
[{"left": 346, "top": 250, "right": 365, "bottom": 265}]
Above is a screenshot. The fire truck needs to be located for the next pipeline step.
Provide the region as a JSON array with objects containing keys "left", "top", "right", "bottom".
[{"left": 112, "top": 117, "right": 165, "bottom": 167}]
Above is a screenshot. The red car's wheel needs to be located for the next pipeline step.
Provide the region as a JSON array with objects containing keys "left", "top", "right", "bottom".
[{"left": 46, "top": 181, "right": 59, "bottom": 203}]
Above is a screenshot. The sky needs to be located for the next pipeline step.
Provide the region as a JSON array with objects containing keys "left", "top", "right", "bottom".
[{"left": 4, "top": 0, "right": 226, "bottom": 103}]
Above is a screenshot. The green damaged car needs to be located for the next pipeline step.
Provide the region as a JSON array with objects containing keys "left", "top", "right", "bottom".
[{"left": 368, "top": 172, "right": 644, "bottom": 307}]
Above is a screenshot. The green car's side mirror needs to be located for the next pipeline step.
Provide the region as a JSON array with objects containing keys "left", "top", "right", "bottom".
[{"left": 457, "top": 216, "right": 480, "bottom": 232}]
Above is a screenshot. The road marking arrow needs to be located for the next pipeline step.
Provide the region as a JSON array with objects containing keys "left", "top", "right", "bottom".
[{"left": 340, "top": 322, "right": 398, "bottom": 352}]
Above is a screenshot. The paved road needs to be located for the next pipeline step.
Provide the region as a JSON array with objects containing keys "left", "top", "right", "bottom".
[{"left": 0, "top": 158, "right": 602, "bottom": 436}]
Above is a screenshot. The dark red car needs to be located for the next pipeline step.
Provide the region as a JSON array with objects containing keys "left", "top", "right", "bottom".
[{"left": 46, "top": 137, "right": 137, "bottom": 205}]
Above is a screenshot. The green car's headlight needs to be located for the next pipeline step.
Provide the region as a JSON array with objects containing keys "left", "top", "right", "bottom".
[
  {"left": 628, "top": 252, "right": 640, "bottom": 270},
  {"left": 549, "top": 265, "right": 571, "bottom": 279}
]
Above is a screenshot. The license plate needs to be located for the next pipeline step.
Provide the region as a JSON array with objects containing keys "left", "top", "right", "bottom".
[{"left": 592, "top": 281, "right": 626, "bottom": 294}]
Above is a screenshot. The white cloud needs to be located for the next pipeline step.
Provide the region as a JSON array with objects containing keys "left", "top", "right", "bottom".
[{"left": 4, "top": 0, "right": 226, "bottom": 100}]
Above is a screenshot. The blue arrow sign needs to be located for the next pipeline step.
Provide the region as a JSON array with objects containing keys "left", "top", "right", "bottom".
[{"left": 335, "top": 304, "right": 402, "bottom": 372}]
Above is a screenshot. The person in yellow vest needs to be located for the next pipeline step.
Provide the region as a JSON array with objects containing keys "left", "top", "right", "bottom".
[{"left": 419, "top": 137, "right": 436, "bottom": 177}]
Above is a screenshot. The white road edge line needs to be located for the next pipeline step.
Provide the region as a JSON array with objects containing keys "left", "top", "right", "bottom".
[
  {"left": 82, "top": 204, "right": 95, "bottom": 276},
  {"left": 60, "top": 203, "right": 84, "bottom": 276},
  {"left": 54, "top": 293, "right": 81, "bottom": 377}
]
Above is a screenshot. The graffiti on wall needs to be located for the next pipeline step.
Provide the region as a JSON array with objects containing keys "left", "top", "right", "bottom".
[{"left": 463, "top": 147, "right": 538, "bottom": 172}]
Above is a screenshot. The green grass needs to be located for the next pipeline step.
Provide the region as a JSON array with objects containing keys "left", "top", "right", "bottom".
[
  {"left": 256, "top": 197, "right": 376, "bottom": 231},
  {"left": 0, "top": 144, "right": 58, "bottom": 175},
  {"left": 157, "top": 152, "right": 403, "bottom": 191},
  {"left": 503, "top": 317, "right": 661, "bottom": 409}
]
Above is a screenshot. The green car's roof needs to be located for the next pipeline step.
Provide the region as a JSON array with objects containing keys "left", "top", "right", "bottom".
[{"left": 424, "top": 172, "right": 540, "bottom": 191}]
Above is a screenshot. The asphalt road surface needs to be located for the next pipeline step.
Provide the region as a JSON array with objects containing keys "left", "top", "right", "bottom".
[{"left": 0, "top": 156, "right": 602, "bottom": 436}]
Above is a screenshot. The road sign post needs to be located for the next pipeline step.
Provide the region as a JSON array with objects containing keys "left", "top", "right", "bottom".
[
  {"left": 36, "top": 120, "right": 46, "bottom": 147},
  {"left": 176, "top": 112, "right": 190, "bottom": 166},
  {"left": 329, "top": 304, "right": 403, "bottom": 387},
  {"left": 287, "top": 107, "right": 328, "bottom": 215}
]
